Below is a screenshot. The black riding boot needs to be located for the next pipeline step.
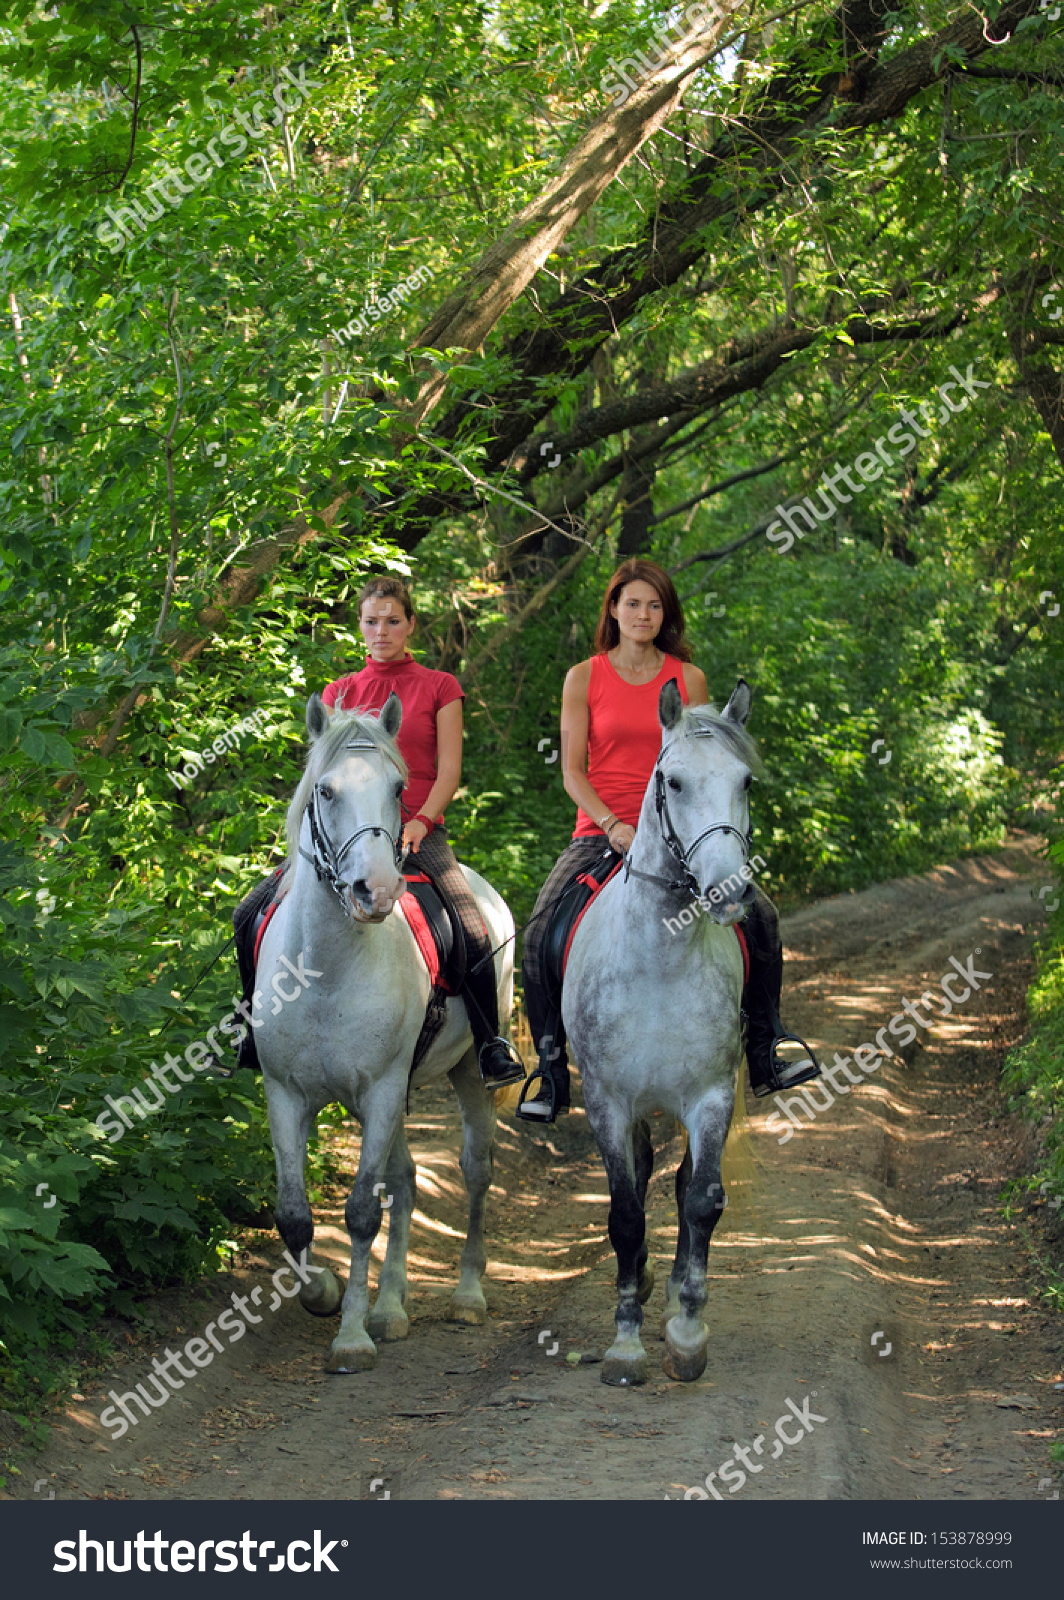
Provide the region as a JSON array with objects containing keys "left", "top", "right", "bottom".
[
  {"left": 460, "top": 956, "right": 525, "bottom": 1089},
  {"left": 514, "top": 976, "right": 571, "bottom": 1123},
  {"left": 742, "top": 893, "right": 822, "bottom": 1098}
]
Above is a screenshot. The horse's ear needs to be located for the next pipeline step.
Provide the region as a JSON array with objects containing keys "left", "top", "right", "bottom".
[
  {"left": 379, "top": 692, "right": 403, "bottom": 740},
  {"left": 722, "top": 678, "right": 753, "bottom": 728},
  {"left": 659, "top": 678, "right": 684, "bottom": 731},
  {"left": 306, "top": 693, "right": 329, "bottom": 741}
]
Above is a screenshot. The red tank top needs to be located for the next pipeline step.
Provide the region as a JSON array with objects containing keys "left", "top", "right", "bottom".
[{"left": 574, "top": 653, "right": 689, "bottom": 838}]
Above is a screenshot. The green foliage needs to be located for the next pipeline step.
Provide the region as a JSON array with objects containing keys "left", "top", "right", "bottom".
[{"left": 1003, "top": 796, "right": 1064, "bottom": 1243}]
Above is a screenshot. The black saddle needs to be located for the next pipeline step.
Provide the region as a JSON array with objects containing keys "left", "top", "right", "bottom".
[{"left": 541, "top": 850, "right": 621, "bottom": 1003}]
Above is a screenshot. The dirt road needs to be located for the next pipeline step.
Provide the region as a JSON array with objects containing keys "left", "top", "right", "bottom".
[{"left": 21, "top": 836, "right": 1064, "bottom": 1501}]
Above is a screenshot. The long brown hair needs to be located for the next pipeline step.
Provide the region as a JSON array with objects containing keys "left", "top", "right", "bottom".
[{"left": 593, "top": 559, "right": 692, "bottom": 662}]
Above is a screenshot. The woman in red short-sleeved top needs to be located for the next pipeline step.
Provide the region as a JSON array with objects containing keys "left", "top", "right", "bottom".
[
  {"left": 518, "top": 559, "right": 822, "bottom": 1123},
  {"left": 322, "top": 576, "right": 524, "bottom": 1089},
  {"left": 229, "top": 577, "right": 524, "bottom": 1090}
]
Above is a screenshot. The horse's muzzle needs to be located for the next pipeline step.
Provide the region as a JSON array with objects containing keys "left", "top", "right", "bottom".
[
  {"left": 347, "top": 876, "right": 403, "bottom": 922},
  {"left": 703, "top": 878, "right": 755, "bottom": 925}
]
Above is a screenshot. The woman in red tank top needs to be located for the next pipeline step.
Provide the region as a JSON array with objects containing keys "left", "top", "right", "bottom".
[{"left": 518, "top": 559, "right": 821, "bottom": 1123}]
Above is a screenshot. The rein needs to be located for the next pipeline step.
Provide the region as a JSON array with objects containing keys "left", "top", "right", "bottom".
[
  {"left": 298, "top": 740, "right": 404, "bottom": 919},
  {"left": 624, "top": 728, "right": 752, "bottom": 899}
]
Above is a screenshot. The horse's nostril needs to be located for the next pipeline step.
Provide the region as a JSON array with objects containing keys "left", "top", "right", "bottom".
[{"left": 350, "top": 879, "right": 370, "bottom": 902}]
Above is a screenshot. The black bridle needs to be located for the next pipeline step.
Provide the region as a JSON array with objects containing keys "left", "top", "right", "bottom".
[
  {"left": 624, "top": 730, "right": 753, "bottom": 900},
  {"left": 299, "top": 740, "right": 404, "bottom": 918}
]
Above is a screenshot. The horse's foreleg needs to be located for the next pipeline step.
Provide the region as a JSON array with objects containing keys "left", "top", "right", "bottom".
[
  {"left": 588, "top": 1108, "right": 649, "bottom": 1387},
  {"left": 366, "top": 1123, "right": 416, "bottom": 1343},
  {"left": 663, "top": 1141, "right": 693, "bottom": 1333},
  {"left": 633, "top": 1118, "right": 655, "bottom": 1305},
  {"left": 329, "top": 1083, "right": 406, "bottom": 1374},
  {"left": 265, "top": 1077, "right": 344, "bottom": 1319},
  {"left": 664, "top": 1095, "right": 732, "bottom": 1383},
  {"left": 447, "top": 1047, "right": 496, "bottom": 1325}
]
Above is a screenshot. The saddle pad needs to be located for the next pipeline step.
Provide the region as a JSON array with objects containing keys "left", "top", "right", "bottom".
[
  {"left": 253, "top": 899, "right": 281, "bottom": 968},
  {"left": 735, "top": 922, "right": 750, "bottom": 985},
  {"left": 399, "top": 872, "right": 454, "bottom": 993}
]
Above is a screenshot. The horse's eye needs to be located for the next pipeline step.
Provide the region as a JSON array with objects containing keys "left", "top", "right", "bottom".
[
  {"left": 668, "top": 776, "right": 682, "bottom": 792},
  {"left": 394, "top": 780, "right": 403, "bottom": 799},
  {"left": 743, "top": 773, "right": 752, "bottom": 791},
  {"left": 319, "top": 783, "right": 333, "bottom": 801}
]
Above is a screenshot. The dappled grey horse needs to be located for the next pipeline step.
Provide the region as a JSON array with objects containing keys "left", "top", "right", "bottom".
[
  {"left": 563, "top": 679, "right": 759, "bottom": 1385},
  {"left": 255, "top": 693, "right": 515, "bottom": 1372}
]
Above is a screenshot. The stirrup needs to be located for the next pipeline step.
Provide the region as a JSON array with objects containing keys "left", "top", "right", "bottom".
[
  {"left": 477, "top": 1037, "right": 526, "bottom": 1089},
  {"left": 750, "top": 1033, "right": 822, "bottom": 1099},
  {"left": 515, "top": 1065, "right": 560, "bottom": 1123}
]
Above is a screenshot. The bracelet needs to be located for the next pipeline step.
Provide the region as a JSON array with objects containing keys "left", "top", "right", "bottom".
[
  {"left": 598, "top": 811, "right": 618, "bottom": 834},
  {"left": 412, "top": 812, "right": 436, "bottom": 835}
]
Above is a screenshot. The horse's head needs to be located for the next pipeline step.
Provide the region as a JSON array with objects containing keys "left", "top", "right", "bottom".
[
  {"left": 290, "top": 693, "right": 408, "bottom": 922},
  {"left": 656, "top": 678, "right": 762, "bottom": 925}
]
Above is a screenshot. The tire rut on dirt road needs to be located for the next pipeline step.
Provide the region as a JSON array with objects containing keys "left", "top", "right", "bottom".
[{"left": 19, "top": 835, "right": 1063, "bottom": 1502}]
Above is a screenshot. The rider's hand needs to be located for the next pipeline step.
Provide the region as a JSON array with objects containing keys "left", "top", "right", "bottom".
[
  {"left": 402, "top": 818, "right": 429, "bottom": 854},
  {"left": 606, "top": 822, "right": 636, "bottom": 855}
]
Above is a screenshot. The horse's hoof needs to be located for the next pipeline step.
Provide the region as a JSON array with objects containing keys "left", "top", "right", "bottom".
[
  {"left": 448, "top": 1293, "right": 487, "bottom": 1326},
  {"left": 663, "top": 1314, "right": 708, "bottom": 1383},
  {"left": 601, "top": 1332, "right": 648, "bottom": 1386},
  {"left": 637, "top": 1263, "right": 655, "bottom": 1305},
  {"left": 366, "top": 1307, "right": 409, "bottom": 1342},
  {"left": 300, "top": 1266, "right": 344, "bottom": 1317},
  {"left": 601, "top": 1355, "right": 648, "bottom": 1387},
  {"left": 325, "top": 1340, "right": 377, "bottom": 1374}
]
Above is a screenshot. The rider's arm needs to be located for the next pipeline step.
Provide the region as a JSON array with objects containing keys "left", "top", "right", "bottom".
[
  {"left": 403, "top": 698, "right": 463, "bottom": 852},
  {"left": 420, "top": 698, "right": 463, "bottom": 818},
  {"left": 560, "top": 662, "right": 624, "bottom": 838},
  {"left": 682, "top": 662, "right": 710, "bottom": 707}
]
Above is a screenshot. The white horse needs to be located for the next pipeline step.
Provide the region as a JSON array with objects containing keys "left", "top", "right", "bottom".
[
  {"left": 563, "top": 679, "right": 759, "bottom": 1387},
  {"left": 254, "top": 693, "right": 514, "bottom": 1373}
]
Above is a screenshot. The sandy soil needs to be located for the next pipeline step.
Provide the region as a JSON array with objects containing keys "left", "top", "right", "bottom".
[{"left": 16, "top": 835, "right": 1064, "bottom": 1502}]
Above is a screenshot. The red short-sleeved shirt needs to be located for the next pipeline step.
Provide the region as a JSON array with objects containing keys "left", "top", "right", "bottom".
[{"left": 322, "top": 654, "right": 464, "bottom": 820}]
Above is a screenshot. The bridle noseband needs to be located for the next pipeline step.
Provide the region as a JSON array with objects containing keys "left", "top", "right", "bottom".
[
  {"left": 299, "top": 740, "right": 404, "bottom": 918},
  {"left": 624, "top": 729, "right": 753, "bottom": 900}
]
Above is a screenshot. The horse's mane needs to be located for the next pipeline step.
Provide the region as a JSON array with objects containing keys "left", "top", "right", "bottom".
[
  {"left": 278, "top": 708, "right": 409, "bottom": 896},
  {"left": 673, "top": 703, "right": 764, "bottom": 777}
]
